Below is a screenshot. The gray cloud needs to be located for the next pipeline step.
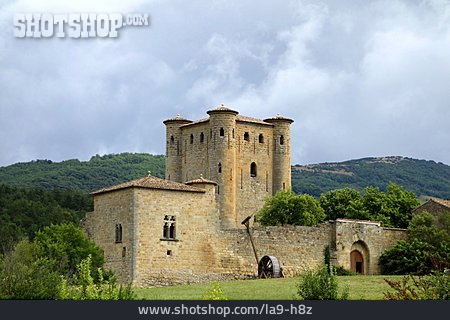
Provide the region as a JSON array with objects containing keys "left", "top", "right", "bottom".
[{"left": 1, "top": 0, "right": 449, "bottom": 167}]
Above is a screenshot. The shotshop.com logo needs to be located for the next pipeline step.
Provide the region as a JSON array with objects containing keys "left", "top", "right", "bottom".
[{"left": 13, "top": 13, "right": 149, "bottom": 38}]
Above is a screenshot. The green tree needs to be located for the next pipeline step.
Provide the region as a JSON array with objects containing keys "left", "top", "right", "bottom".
[
  {"left": 385, "top": 183, "right": 420, "bottom": 228},
  {"left": 34, "top": 223, "right": 104, "bottom": 279},
  {"left": 0, "top": 240, "right": 62, "bottom": 299},
  {"left": 380, "top": 210, "right": 450, "bottom": 275},
  {"left": 360, "top": 183, "right": 419, "bottom": 228},
  {"left": 319, "top": 188, "right": 364, "bottom": 220},
  {"left": 257, "top": 190, "right": 325, "bottom": 226}
]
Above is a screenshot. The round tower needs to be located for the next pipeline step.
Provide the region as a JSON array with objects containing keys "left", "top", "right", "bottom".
[
  {"left": 264, "top": 114, "right": 294, "bottom": 194},
  {"left": 207, "top": 104, "right": 238, "bottom": 229},
  {"left": 163, "top": 115, "right": 192, "bottom": 182}
]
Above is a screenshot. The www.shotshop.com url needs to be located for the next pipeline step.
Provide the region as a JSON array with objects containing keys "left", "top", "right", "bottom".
[{"left": 137, "top": 303, "right": 313, "bottom": 317}]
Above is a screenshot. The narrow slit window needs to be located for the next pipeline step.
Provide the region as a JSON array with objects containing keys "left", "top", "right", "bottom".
[
  {"left": 115, "top": 224, "right": 122, "bottom": 243},
  {"left": 219, "top": 128, "right": 224, "bottom": 137},
  {"left": 280, "top": 135, "right": 284, "bottom": 145},
  {"left": 170, "top": 136, "right": 174, "bottom": 144},
  {"left": 259, "top": 134, "right": 264, "bottom": 143},
  {"left": 218, "top": 162, "right": 222, "bottom": 173},
  {"left": 244, "top": 132, "right": 250, "bottom": 141},
  {"left": 190, "top": 134, "right": 194, "bottom": 144},
  {"left": 250, "top": 162, "right": 257, "bottom": 177},
  {"left": 200, "top": 132, "right": 204, "bottom": 143}
]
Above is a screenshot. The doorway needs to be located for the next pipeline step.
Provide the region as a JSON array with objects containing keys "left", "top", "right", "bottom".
[{"left": 350, "top": 250, "right": 364, "bottom": 274}]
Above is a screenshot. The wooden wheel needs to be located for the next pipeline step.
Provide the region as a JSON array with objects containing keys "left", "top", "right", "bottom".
[{"left": 258, "top": 255, "right": 283, "bottom": 278}]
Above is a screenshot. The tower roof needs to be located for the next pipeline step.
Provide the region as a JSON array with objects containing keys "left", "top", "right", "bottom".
[
  {"left": 185, "top": 175, "right": 217, "bottom": 186},
  {"left": 264, "top": 113, "right": 294, "bottom": 124},
  {"left": 91, "top": 176, "right": 205, "bottom": 195},
  {"left": 206, "top": 104, "right": 239, "bottom": 115},
  {"left": 163, "top": 114, "right": 193, "bottom": 125}
]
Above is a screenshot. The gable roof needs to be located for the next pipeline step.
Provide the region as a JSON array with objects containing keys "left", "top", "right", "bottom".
[
  {"left": 91, "top": 176, "right": 205, "bottom": 195},
  {"left": 428, "top": 198, "right": 450, "bottom": 208}
]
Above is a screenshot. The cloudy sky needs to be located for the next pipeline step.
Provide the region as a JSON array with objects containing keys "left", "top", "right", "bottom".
[{"left": 1, "top": 0, "right": 449, "bottom": 167}]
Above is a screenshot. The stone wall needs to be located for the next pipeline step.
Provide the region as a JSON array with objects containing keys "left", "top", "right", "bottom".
[
  {"left": 83, "top": 188, "right": 135, "bottom": 283},
  {"left": 333, "top": 219, "right": 407, "bottom": 274},
  {"left": 216, "top": 223, "right": 333, "bottom": 277}
]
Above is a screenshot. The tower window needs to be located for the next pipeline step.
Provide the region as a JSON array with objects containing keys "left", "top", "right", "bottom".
[
  {"left": 200, "top": 132, "right": 204, "bottom": 143},
  {"left": 259, "top": 134, "right": 264, "bottom": 143},
  {"left": 219, "top": 128, "right": 224, "bottom": 137},
  {"left": 162, "top": 215, "right": 176, "bottom": 240},
  {"left": 218, "top": 162, "right": 222, "bottom": 174},
  {"left": 280, "top": 135, "right": 284, "bottom": 145},
  {"left": 115, "top": 224, "right": 122, "bottom": 243},
  {"left": 244, "top": 132, "right": 249, "bottom": 141},
  {"left": 190, "top": 134, "right": 194, "bottom": 144},
  {"left": 170, "top": 136, "right": 174, "bottom": 144},
  {"left": 250, "top": 162, "right": 257, "bottom": 177}
]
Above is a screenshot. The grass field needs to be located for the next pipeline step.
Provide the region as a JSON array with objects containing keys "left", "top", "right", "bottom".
[{"left": 135, "top": 275, "right": 405, "bottom": 300}]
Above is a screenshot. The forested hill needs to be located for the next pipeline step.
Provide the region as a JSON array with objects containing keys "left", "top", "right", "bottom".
[
  {"left": 0, "top": 153, "right": 165, "bottom": 193},
  {"left": 291, "top": 156, "right": 450, "bottom": 199},
  {"left": 0, "top": 153, "right": 448, "bottom": 199}
]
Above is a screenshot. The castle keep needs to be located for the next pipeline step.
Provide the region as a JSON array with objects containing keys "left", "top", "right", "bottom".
[
  {"left": 83, "top": 105, "right": 406, "bottom": 286},
  {"left": 164, "top": 104, "right": 292, "bottom": 229}
]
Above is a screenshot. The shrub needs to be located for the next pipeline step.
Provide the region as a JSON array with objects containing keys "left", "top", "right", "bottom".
[
  {"left": 58, "top": 255, "right": 135, "bottom": 300},
  {"left": 296, "top": 266, "right": 349, "bottom": 300},
  {"left": 201, "top": 282, "right": 228, "bottom": 300},
  {"left": 384, "top": 272, "right": 449, "bottom": 300}
]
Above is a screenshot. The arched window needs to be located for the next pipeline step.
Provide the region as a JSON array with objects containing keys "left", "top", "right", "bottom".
[
  {"left": 259, "top": 134, "right": 264, "bottom": 143},
  {"left": 250, "top": 162, "right": 257, "bottom": 177},
  {"left": 280, "top": 135, "right": 284, "bottom": 145},
  {"left": 200, "top": 132, "right": 204, "bottom": 143},
  {"left": 162, "top": 215, "right": 176, "bottom": 240},
  {"left": 190, "top": 134, "right": 194, "bottom": 144},
  {"left": 218, "top": 162, "right": 222, "bottom": 174},
  {"left": 219, "top": 128, "right": 224, "bottom": 137},
  {"left": 244, "top": 132, "right": 250, "bottom": 141},
  {"left": 170, "top": 136, "right": 174, "bottom": 144}
]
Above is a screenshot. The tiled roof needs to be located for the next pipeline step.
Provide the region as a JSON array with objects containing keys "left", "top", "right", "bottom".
[
  {"left": 185, "top": 175, "right": 217, "bottom": 185},
  {"left": 430, "top": 198, "right": 450, "bottom": 208},
  {"left": 91, "top": 176, "right": 205, "bottom": 195},
  {"left": 180, "top": 118, "right": 209, "bottom": 127},
  {"left": 236, "top": 115, "right": 273, "bottom": 126}
]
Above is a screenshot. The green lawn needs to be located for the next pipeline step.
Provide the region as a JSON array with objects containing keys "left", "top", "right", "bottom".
[{"left": 135, "top": 275, "right": 405, "bottom": 300}]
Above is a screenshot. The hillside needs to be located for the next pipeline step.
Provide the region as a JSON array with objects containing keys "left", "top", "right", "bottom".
[
  {"left": 0, "top": 153, "right": 165, "bottom": 193},
  {"left": 291, "top": 156, "right": 450, "bottom": 199},
  {"left": 0, "top": 154, "right": 448, "bottom": 199}
]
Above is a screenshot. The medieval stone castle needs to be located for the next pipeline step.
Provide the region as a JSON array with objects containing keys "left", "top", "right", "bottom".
[{"left": 83, "top": 105, "right": 406, "bottom": 286}]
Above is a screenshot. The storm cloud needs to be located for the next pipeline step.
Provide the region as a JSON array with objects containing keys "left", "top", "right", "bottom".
[{"left": 1, "top": 0, "right": 449, "bottom": 167}]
